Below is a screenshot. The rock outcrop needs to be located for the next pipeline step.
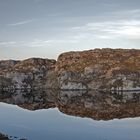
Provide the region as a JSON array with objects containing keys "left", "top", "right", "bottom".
[
  {"left": 0, "top": 58, "right": 57, "bottom": 90},
  {"left": 56, "top": 49, "right": 140, "bottom": 91},
  {"left": 0, "top": 133, "right": 9, "bottom": 140},
  {"left": 0, "top": 48, "right": 140, "bottom": 91}
]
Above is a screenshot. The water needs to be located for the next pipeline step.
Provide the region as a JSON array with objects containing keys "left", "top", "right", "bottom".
[{"left": 0, "top": 89, "right": 140, "bottom": 140}]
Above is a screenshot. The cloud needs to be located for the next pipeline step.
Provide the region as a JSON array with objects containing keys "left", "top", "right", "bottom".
[
  {"left": 113, "top": 9, "right": 140, "bottom": 18},
  {"left": 0, "top": 41, "right": 17, "bottom": 46},
  {"left": 9, "top": 19, "right": 34, "bottom": 26},
  {"left": 71, "top": 19, "right": 140, "bottom": 40},
  {"left": 0, "top": 39, "right": 78, "bottom": 48},
  {"left": 2, "top": 19, "right": 140, "bottom": 49},
  {"left": 107, "top": 25, "right": 140, "bottom": 38}
]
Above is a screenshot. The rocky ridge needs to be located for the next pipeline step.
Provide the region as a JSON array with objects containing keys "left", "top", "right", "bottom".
[
  {"left": 0, "top": 58, "right": 56, "bottom": 90},
  {"left": 0, "top": 48, "right": 140, "bottom": 91},
  {"left": 56, "top": 48, "right": 140, "bottom": 91}
]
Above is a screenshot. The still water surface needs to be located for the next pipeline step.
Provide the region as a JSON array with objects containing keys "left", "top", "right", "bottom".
[{"left": 0, "top": 90, "right": 140, "bottom": 140}]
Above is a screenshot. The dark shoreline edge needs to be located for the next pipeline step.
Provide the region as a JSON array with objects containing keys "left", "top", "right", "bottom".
[
  {"left": 1, "top": 88, "right": 140, "bottom": 93},
  {"left": 0, "top": 133, "right": 9, "bottom": 140}
]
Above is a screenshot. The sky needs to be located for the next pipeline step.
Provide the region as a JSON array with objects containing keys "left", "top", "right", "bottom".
[{"left": 0, "top": 0, "right": 140, "bottom": 60}]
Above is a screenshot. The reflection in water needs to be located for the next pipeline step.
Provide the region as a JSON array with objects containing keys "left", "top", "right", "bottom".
[
  {"left": 0, "top": 89, "right": 140, "bottom": 140},
  {"left": 0, "top": 89, "right": 140, "bottom": 120},
  {"left": 59, "top": 90, "right": 140, "bottom": 120}
]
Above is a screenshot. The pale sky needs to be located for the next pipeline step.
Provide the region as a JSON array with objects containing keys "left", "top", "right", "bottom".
[{"left": 0, "top": 0, "right": 140, "bottom": 60}]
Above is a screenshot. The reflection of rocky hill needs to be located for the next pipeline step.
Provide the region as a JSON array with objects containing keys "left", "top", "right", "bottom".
[
  {"left": 0, "top": 49, "right": 140, "bottom": 90},
  {"left": 0, "top": 89, "right": 57, "bottom": 110},
  {"left": 58, "top": 90, "right": 140, "bottom": 120},
  {"left": 0, "top": 90, "right": 140, "bottom": 120}
]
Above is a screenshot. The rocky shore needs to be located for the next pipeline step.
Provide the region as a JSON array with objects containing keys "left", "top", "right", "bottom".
[
  {"left": 0, "top": 48, "right": 140, "bottom": 91},
  {"left": 0, "top": 133, "right": 9, "bottom": 140}
]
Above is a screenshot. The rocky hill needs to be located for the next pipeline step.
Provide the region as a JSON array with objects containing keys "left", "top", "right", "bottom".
[
  {"left": 0, "top": 48, "right": 140, "bottom": 91},
  {"left": 56, "top": 48, "right": 140, "bottom": 91},
  {"left": 0, "top": 60, "right": 19, "bottom": 72},
  {"left": 0, "top": 58, "right": 56, "bottom": 89}
]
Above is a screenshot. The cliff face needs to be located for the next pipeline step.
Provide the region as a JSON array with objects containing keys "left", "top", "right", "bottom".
[
  {"left": 0, "top": 58, "right": 57, "bottom": 89},
  {"left": 0, "top": 48, "right": 140, "bottom": 91},
  {"left": 56, "top": 49, "right": 140, "bottom": 90}
]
